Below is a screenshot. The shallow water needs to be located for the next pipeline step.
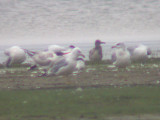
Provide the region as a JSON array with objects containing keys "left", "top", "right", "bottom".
[{"left": 0, "top": 41, "right": 160, "bottom": 63}]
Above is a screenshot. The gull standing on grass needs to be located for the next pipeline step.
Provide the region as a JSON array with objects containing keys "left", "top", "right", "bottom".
[
  {"left": 4, "top": 46, "right": 26, "bottom": 67},
  {"left": 74, "top": 57, "right": 85, "bottom": 71},
  {"left": 127, "top": 44, "right": 152, "bottom": 63},
  {"left": 89, "top": 40, "right": 105, "bottom": 62},
  {"left": 24, "top": 44, "right": 75, "bottom": 70},
  {"left": 24, "top": 48, "right": 67, "bottom": 71},
  {"left": 42, "top": 47, "right": 85, "bottom": 76},
  {"left": 111, "top": 43, "right": 131, "bottom": 68}
]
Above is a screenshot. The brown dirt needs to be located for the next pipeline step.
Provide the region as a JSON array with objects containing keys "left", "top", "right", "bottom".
[{"left": 0, "top": 62, "right": 160, "bottom": 90}]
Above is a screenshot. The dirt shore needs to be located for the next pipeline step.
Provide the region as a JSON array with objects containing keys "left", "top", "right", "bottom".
[{"left": 0, "top": 59, "right": 160, "bottom": 90}]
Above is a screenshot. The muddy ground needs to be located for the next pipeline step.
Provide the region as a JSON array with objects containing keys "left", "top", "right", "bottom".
[{"left": 0, "top": 59, "right": 160, "bottom": 90}]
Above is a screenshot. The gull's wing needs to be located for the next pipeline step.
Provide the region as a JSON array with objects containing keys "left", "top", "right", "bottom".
[{"left": 48, "top": 59, "right": 68, "bottom": 75}]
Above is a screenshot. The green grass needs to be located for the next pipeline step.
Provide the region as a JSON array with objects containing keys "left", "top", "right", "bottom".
[{"left": 1, "top": 86, "right": 160, "bottom": 120}]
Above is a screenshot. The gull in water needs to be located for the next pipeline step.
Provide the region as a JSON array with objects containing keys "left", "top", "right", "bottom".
[
  {"left": 127, "top": 44, "right": 152, "bottom": 63},
  {"left": 43, "top": 47, "right": 85, "bottom": 76},
  {"left": 4, "top": 46, "right": 26, "bottom": 67},
  {"left": 111, "top": 43, "right": 131, "bottom": 68},
  {"left": 89, "top": 40, "right": 105, "bottom": 62}
]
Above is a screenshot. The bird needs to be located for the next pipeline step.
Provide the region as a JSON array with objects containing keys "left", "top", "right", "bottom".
[
  {"left": 25, "top": 48, "right": 65, "bottom": 71},
  {"left": 4, "top": 46, "right": 26, "bottom": 67},
  {"left": 75, "top": 57, "right": 85, "bottom": 71},
  {"left": 24, "top": 44, "right": 75, "bottom": 71},
  {"left": 47, "top": 45, "right": 66, "bottom": 53},
  {"left": 111, "top": 43, "right": 131, "bottom": 68},
  {"left": 44, "top": 47, "right": 85, "bottom": 76},
  {"left": 127, "top": 44, "right": 152, "bottom": 63},
  {"left": 89, "top": 40, "right": 105, "bottom": 62}
]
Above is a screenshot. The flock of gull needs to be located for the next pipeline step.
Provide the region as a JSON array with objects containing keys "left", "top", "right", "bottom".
[{"left": 2, "top": 40, "right": 152, "bottom": 76}]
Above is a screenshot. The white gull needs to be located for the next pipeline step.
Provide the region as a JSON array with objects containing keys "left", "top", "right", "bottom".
[
  {"left": 127, "top": 44, "right": 152, "bottom": 63},
  {"left": 4, "top": 46, "right": 26, "bottom": 67},
  {"left": 45, "top": 47, "right": 85, "bottom": 76},
  {"left": 111, "top": 43, "right": 131, "bottom": 68}
]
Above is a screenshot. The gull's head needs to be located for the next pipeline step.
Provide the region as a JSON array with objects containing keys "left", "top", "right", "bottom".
[
  {"left": 71, "top": 48, "right": 85, "bottom": 58},
  {"left": 69, "top": 45, "right": 75, "bottom": 49},
  {"left": 95, "top": 40, "right": 105, "bottom": 46},
  {"left": 112, "top": 42, "right": 125, "bottom": 49}
]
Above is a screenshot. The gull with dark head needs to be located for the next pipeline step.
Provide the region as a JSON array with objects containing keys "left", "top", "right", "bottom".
[{"left": 89, "top": 40, "right": 105, "bottom": 62}]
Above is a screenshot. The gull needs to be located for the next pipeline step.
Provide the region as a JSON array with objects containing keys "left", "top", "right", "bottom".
[
  {"left": 111, "top": 43, "right": 131, "bottom": 68},
  {"left": 44, "top": 47, "right": 85, "bottom": 76},
  {"left": 127, "top": 44, "right": 152, "bottom": 63},
  {"left": 25, "top": 45, "right": 76, "bottom": 71},
  {"left": 4, "top": 46, "right": 26, "bottom": 67},
  {"left": 47, "top": 45, "right": 66, "bottom": 53},
  {"left": 89, "top": 40, "right": 105, "bottom": 62},
  {"left": 75, "top": 57, "right": 85, "bottom": 71},
  {"left": 25, "top": 49, "right": 65, "bottom": 71}
]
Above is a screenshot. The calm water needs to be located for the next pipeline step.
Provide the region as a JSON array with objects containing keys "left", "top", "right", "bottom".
[
  {"left": 0, "top": 41, "right": 160, "bottom": 63},
  {"left": 0, "top": 0, "right": 160, "bottom": 44}
]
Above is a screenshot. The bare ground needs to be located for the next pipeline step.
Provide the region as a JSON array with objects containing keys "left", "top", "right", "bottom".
[{"left": 0, "top": 60, "right": 160, "bottom": 90}]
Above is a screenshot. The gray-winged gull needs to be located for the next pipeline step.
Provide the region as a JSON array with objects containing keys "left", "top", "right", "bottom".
[
  {"left": 47, "top": 45, "right": 66, "bottom": 53},
  {"left": 4, "top": 46, "right": 26, "bottom": 67},
  {"left": 111, "top": 43, "right": 131, "bottom": 68},
  {"left": 44, "top": 47, "right": 85, "bottom": 76},
  {"left": 25, "top": 49, "right": 66, "bottom": 71},
  {"left": 127, "top": 44, "right": 152, "bottom": 63},
  {"left": 75, "top": 57, "right": 85, "bottom": 71},
  {"left": 24, "top": 44, "right": 76, "bottom": 70}
]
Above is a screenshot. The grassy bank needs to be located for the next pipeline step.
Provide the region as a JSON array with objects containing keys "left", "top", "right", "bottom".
[{"left": 1, "top": 86, "right": 160, "bottom": 120}]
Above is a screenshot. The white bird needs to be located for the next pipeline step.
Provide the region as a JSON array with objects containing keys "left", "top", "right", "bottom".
[
  {"left": 25, "top": 49, "right": 64, "bottom": 71},
  {"left": 127, "top": 44, "right": 152, "bottom": 63},
  {"left": 4, "top": 46, "right": 26, "bottom": 67},
  {"left": 25, "top": 45, "right": 75, "bottom": 71},
  {"left": 111, "top": 43, "right": 131, "bottom": 68},
  {"left": 75, "top": 58, "right": 85, "bottom": 71},
  {"left": 89, "top": 40, "right": 105, "bottom": 62},
  {"left": 45, "top": 47, "right": 85, "bottom": 76},
  {"left": 47, "top": 45, "right": 66, "bottom": 53},
  {"left": 63, "top": 46, "right": 85, "bottom": 71}
]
